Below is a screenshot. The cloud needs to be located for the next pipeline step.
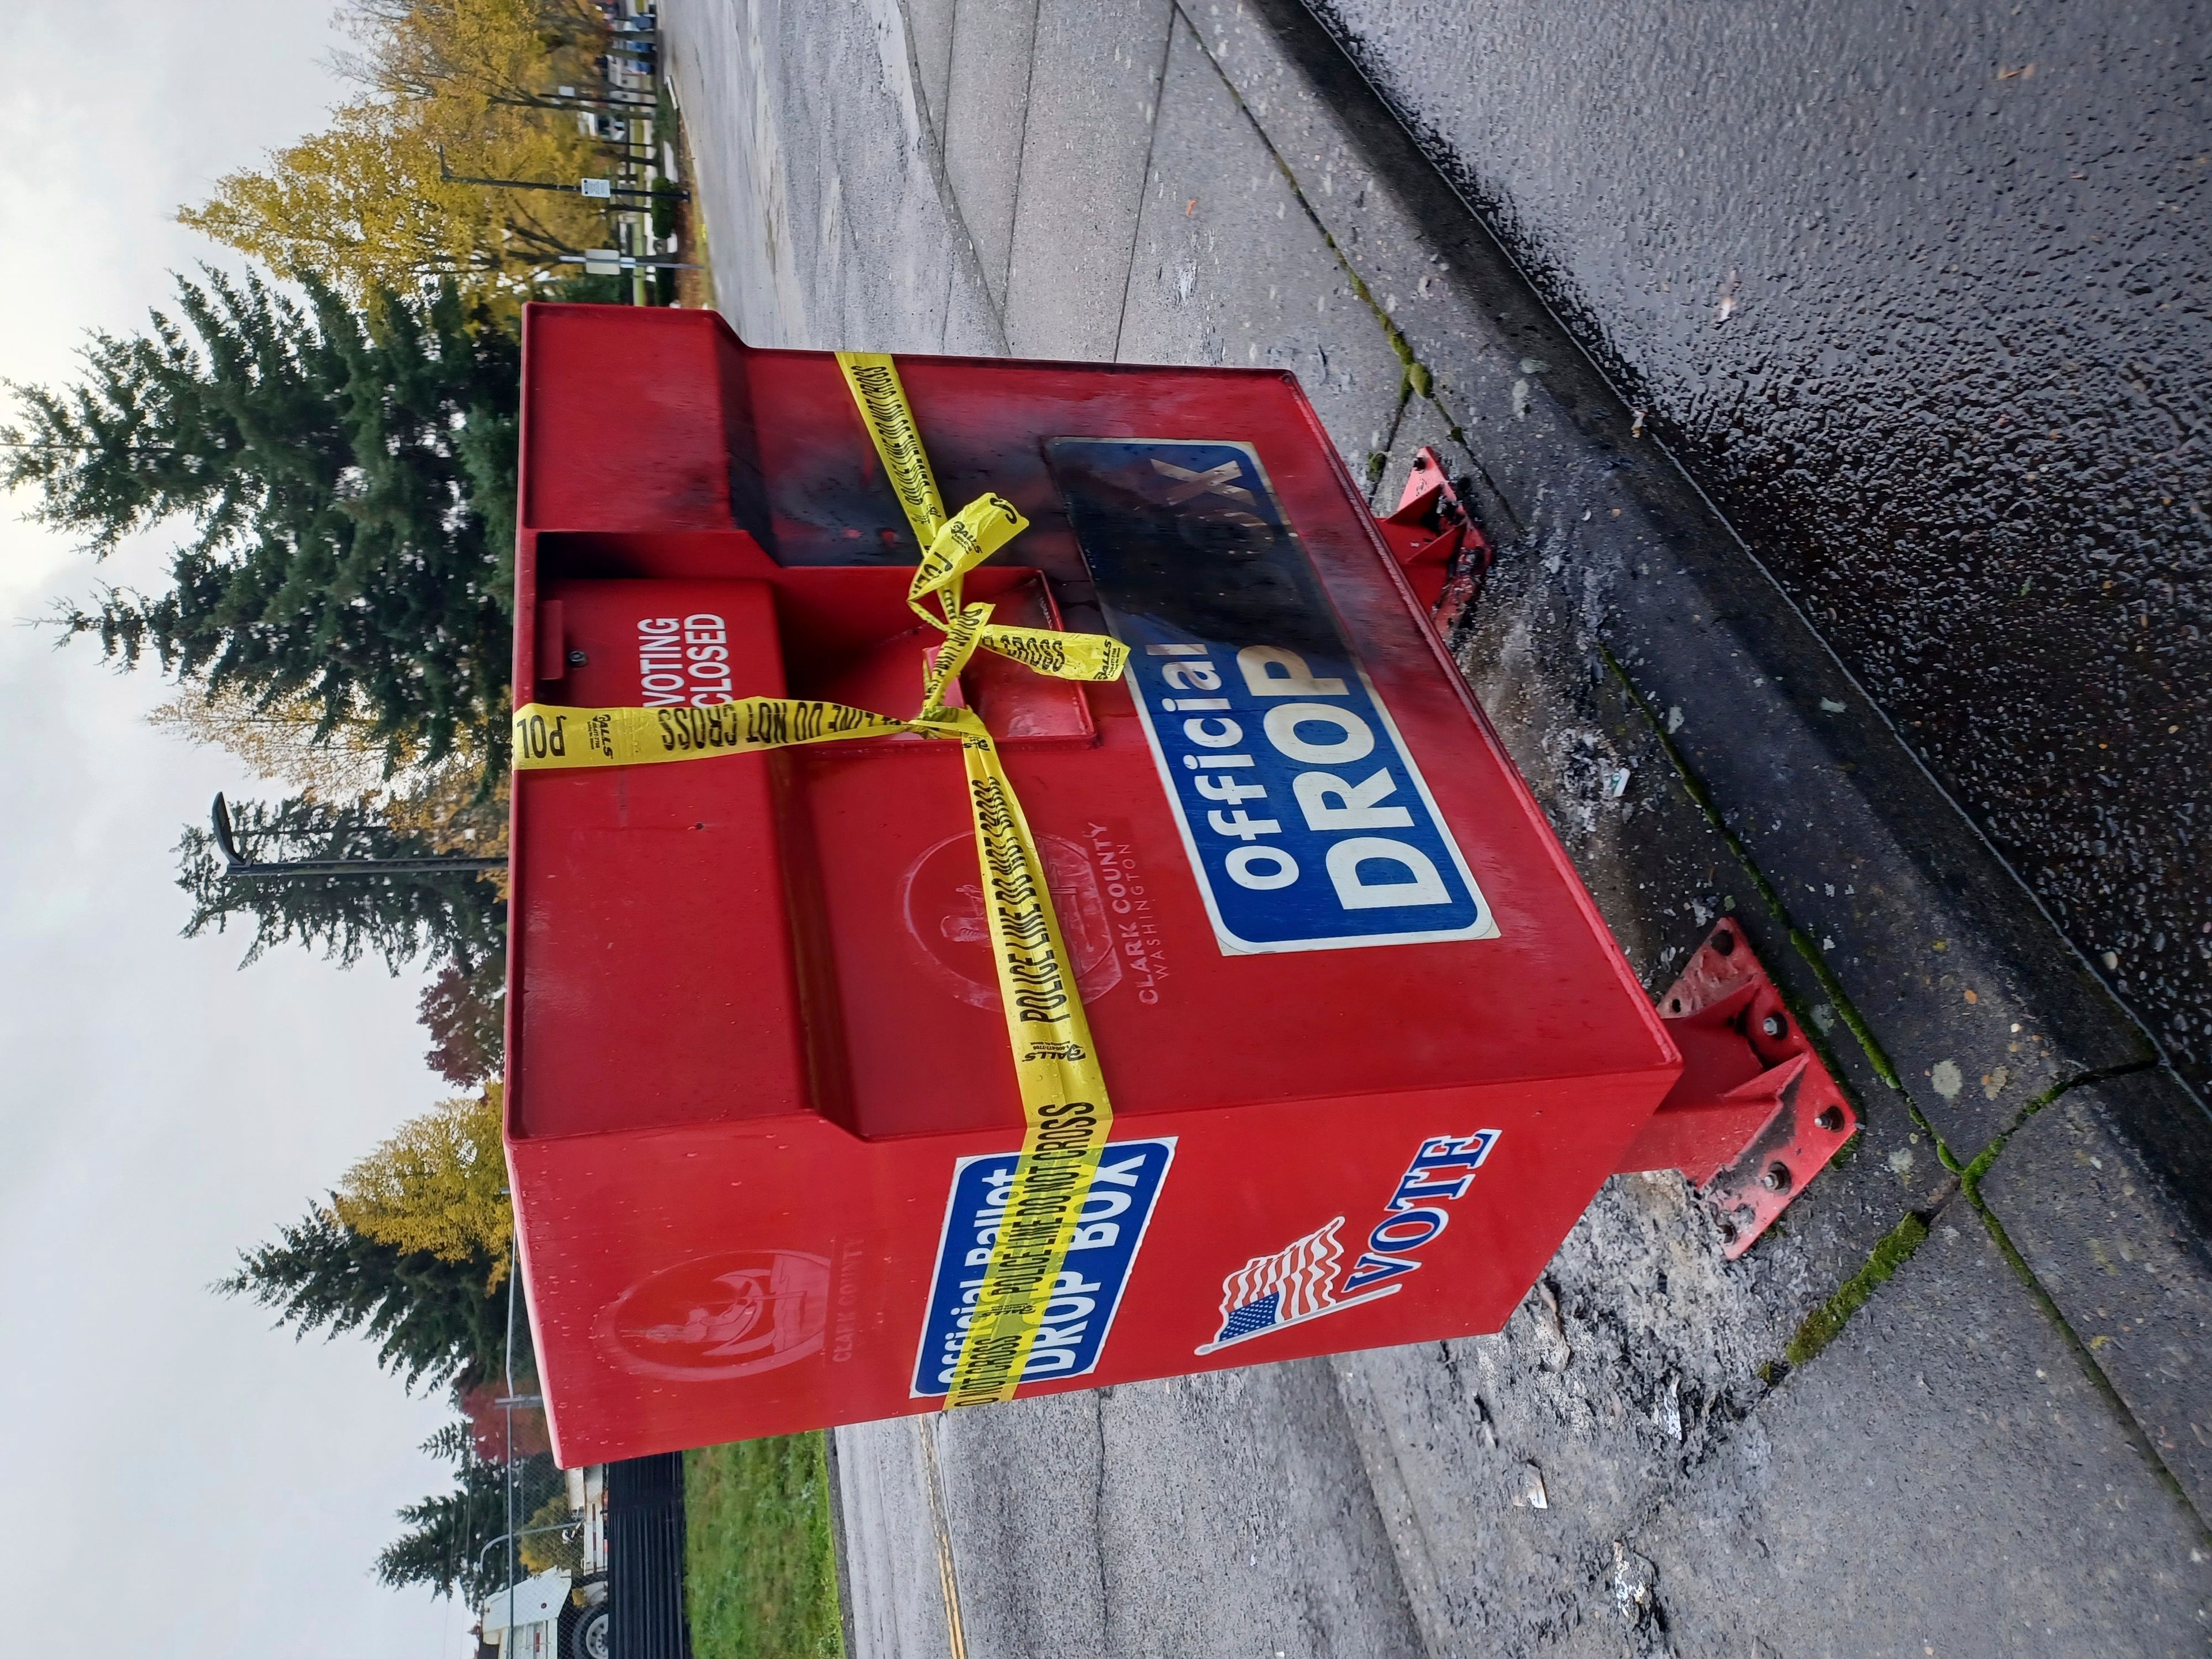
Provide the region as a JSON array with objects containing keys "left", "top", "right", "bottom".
[{"left": 0, "top": 5, "right": 486, "bottom": 1654}]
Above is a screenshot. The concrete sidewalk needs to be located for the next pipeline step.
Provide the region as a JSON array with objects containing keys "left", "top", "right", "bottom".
[{"left": 664, "top": 0, "right": 2212, "bottom": 1650}]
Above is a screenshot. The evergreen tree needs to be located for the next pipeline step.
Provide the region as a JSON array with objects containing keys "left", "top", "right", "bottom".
[
  {"left": 218, "top": 1206, "right": 522, "bottom": 1390},
  {"left": 177, "top": 793, "right": 507, "bottom": 972},
  {"left": 2, "top": 268, "right": 518, "bottom": 770},
  {"left": 378, "top": 1424, "right": 565, "bottom": 1603}
]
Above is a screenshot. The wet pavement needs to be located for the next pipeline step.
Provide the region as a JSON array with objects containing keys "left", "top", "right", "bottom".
[
  {"left": 662, "top": 0, "right": 2212, "bottom": 1649},
  {"left": 1307, "top": 0, "right": 2212, "bottom": 1098}
]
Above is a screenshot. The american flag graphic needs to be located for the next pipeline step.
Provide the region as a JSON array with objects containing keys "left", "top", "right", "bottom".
[{"left": 1198, "top": 1218, "right": 1402, "bottom": 1354}]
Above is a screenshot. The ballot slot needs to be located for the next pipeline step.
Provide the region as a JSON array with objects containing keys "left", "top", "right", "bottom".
[{"left": 525, "top": 530, "right": 1095, "bottom": 745}]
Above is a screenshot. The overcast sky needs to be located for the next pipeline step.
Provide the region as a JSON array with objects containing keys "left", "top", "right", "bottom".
[{"left": 1, "top": 5, "right": 482, "bottom": 1656}]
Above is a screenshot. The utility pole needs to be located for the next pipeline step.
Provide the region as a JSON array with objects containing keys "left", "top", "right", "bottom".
[
  {"left": 556, "top": 250, "right": 700, "bottom": 274},
  {"left": 436, "top": 146, "right": 682, "bottom": 203},
  {"left": 550, "top": 82, "right": 656, "bottom": 108}
]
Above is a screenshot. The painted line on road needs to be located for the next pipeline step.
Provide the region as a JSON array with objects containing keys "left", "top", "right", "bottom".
[{"left": 919, "top": 1419, "right": 971, "bottom": 1659}]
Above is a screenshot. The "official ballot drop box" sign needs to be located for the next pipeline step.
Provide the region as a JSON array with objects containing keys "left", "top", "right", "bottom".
[{"left": 505, "top": 306, "right": 1679, "bottom": 1463}]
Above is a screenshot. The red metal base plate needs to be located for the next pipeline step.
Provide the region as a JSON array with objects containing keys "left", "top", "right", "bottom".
[{"left": 1656, "top": 923, "right": 1860, "bottom": 1257}]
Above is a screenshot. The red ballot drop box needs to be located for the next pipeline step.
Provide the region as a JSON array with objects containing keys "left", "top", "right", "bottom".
[{"left": 505, "top": 305, "right": 1847, "bottom": 1465}]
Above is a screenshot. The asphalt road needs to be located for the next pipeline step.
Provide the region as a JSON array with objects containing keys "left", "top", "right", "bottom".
[{"left": 1309, "top": 0, "right": 2212, "bottom": 1097}]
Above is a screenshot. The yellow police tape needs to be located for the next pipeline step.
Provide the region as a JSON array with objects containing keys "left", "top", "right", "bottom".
[{"left": 512, "top": 351, "right": 1131, "bottom": 1410}]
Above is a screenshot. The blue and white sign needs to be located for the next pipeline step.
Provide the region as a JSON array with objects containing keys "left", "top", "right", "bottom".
[
  {"left": 911, "top": 1138, "right": 1175, "bottom": 1399},
  {"left": 1046, "top": 438, "right": 1498, "bottom": 953}
]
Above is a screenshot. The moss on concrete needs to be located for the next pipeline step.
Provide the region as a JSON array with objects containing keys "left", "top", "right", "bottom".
[{"left": 1785, "top": 1211, "right": 1930, "bottom": 1369}]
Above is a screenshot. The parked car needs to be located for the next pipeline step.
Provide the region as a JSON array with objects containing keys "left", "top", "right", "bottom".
[
  {"left": 480, "top": 1465, "right": 610, "bottom": 1659},
  {"left": 478, "top": 1456, "right": 684, "bottom": 1659}
]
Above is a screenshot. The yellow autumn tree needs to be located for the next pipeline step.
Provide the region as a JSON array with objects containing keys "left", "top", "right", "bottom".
[
  {"left": 381, "top": 743, "right": 511, "bottom": 864},
  {"left": 519, "top": 1490, "right": 583, "bottom": 1573},
  {"left": 150, "top": 680, "right": 509, "bottom": 861},
  {"left": 334, "top": 1087, "right": 513, "bottom": 1286},
  {"left": 343, "top": 0, "right": 607, "bottom": 110},
  {"left": 149, "top": 682, "right": 414, "bottom": 799},
  {"left": 181, "top": 0, "right": 612, "bottom": 309}
]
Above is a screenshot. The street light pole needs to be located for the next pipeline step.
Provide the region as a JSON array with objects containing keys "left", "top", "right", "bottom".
[{"left": 209, "top": 793, "right": 507, "bottom": 880}]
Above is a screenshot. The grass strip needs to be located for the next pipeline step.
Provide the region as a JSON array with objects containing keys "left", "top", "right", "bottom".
[
  {"left": 685, "top": 1434, "right": 846, "bottom": 1659},
  {"left": 1783, "top": 1211, "right": 1930, "bottom": 1369}
]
